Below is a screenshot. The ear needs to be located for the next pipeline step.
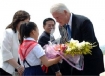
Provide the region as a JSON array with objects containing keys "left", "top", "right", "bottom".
[
  {"left": 31, "top": 30, "right": 35, "bottom": 35},
  {"left": 64, "top": 10, "right": 67, "bottom": 14},
  {"left": 43, "top": 25, "right": 45, "bottom": 29}
]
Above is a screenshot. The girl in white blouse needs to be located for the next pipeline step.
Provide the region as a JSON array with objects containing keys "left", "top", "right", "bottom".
[
  {"left": 18, "top": 22, "right": 61, "bottom": 76},
  {"left": 0, "top": 10, "right": 30, "bottom": 76}
]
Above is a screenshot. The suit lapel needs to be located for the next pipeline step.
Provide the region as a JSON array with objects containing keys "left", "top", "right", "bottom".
[{"left": 71, "top": 14, "right": 77, "bottom": 39}]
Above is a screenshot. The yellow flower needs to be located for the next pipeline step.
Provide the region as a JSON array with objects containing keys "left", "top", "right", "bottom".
[{"left": 63, "top": 39, "right": 96, "bottom": 56}]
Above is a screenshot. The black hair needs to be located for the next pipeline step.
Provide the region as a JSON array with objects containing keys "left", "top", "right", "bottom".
[
  {"left": 43, "top": 18, "right": 55, "bottom": 27},
  {"left": 19, "top": 22, "right": 37, "bottom": 44},
  {"left": 6, "top": 10, "right": 30, "bottom": 33}
]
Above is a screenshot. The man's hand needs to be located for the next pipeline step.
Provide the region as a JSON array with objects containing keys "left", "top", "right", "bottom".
[{"left": 56, "top": 71, "right": 62, "bottom": 76}]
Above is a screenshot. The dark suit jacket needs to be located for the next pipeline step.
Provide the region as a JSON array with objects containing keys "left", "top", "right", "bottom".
[
  {"left": 38, "top": 31, "right": 60, "bottom": 75},
  {"left": 59, "top": 14, "right": 104, "bottom": 75}
]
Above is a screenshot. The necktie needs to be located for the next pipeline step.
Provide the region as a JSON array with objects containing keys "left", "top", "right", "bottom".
[{"left": 66, "top": 24, "right": 71, "bottom": 41}]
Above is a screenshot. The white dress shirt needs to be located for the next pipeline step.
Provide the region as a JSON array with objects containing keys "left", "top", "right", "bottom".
[
  {"left": 68, "top": 13, "right": 72, "bottom": 30},
  {"left": 0, "top": 28, "right": 19, "bottom": 74},
  {"left": 19, "top": 37, "right": 45, "bottom": 68}
]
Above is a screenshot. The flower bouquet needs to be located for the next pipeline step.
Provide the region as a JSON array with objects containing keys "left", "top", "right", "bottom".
[
  {"left": 54, "top": 38, "right": 96, "bottom": 70},
  {"left": 64, "top": 38, "right": 96, "bottom": 56},
  {"left": 44, "top": 38, "right": 96, "bottom": 70}
]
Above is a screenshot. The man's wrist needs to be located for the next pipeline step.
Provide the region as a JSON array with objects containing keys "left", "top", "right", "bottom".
[{"left": 55, "top": 70, "right": 60, "bottom": 73}]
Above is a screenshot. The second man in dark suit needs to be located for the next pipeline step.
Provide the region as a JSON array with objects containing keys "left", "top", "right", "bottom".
[{"left": 38, "top": 18, "right": 62, "bottom": 76}]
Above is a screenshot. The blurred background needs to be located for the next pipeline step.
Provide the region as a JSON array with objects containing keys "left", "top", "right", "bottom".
[{"left": 0, "top": 0, "right": 105, "bottom": 53}]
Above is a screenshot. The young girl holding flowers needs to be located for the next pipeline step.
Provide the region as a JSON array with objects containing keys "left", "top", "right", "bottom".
[{"left": 18, "top": 22, "right": 61, "bottom": 76}]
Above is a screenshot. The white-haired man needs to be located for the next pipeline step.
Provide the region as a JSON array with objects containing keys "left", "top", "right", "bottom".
[{"left": 50, "top": 3, "right": 104, "bottom": 75}]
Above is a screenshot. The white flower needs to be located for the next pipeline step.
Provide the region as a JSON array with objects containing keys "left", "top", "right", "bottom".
[{"left": 64, "top": 39, "right": 95, "bottom": 56}]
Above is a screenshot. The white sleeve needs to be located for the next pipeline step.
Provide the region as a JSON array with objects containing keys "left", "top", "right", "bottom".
[
  {"left": 1, "top": 29, "right": 13, "bottom": 62},
  {"left": 32, "top": 44, "right": 45, "bottom": 58}
]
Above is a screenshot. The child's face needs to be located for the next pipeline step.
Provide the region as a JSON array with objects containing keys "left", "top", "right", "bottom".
[{"left": 32, "top": 27, "right": 39, "bottom": 41}]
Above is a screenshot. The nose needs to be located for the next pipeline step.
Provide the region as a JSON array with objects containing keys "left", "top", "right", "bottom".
[
  {"left": 51, "top": 26, "right": 53, "bottom": 29},
  {"left": 50, "top": 25, "right": 54, "bottom": 29}
]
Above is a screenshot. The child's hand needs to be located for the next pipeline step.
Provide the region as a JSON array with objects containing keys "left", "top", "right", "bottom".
[
  {"left": 56, "top": 71, "right": 62, "bottom": 76},
  {"left": 16, "top": 65, "right": 24, "bottom": 76}
]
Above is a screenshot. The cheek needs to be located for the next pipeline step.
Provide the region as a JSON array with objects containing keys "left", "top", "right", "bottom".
[
  {"left": 57, "top": 17, "right": 63, "bottom": 23},
  {"left": 36, "top": 30, "right": 39, "bottom": 37},
  {"left": 61, "top": 16, "right": 65, "bottom": 21},
  {"left": 45, "top": 27, "right": 50, "bottom": 31},
  {"left": 37, "top": 32, "right": 39, "bottom": 36},
  {"left": 55, "top": 18, "right": 60, "bottom": 23},
  {"left": 17, "top": 23, "right": 21, "bottom": 30},
  {"left": 48, "top": 27, "right": 52, "bottom": 30}
]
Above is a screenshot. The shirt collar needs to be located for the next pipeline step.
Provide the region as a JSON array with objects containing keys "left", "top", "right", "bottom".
[
  {"left": 25, "top": 37, "right": 36, "bottom": 41},
  {"left": 68, "top": 13, "right": 72, "bottom": 26},
  {"left": 44, "top": 31, "right": 50, "bottom": 36}
]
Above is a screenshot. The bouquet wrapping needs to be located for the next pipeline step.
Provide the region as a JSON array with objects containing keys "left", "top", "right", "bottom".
[{"left": 44, "top": 44, "right": 60, "bottom": 59}]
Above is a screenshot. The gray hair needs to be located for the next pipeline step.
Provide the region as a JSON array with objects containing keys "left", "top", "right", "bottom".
[{"left": 50, "top": 3, "right": 70, "bottom": 14}]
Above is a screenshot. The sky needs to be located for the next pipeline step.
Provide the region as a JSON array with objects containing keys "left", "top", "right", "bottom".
[{"left": 0, "top": 0, "right": 105, "bottom": 46}]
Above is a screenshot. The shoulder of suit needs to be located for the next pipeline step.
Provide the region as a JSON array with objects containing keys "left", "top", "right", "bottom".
[
  {"left": 5, "top": 28, "right": 14, "bottom": 33},
  {"left": 73, "top": 14, "right": 91, "bottom": 24},
  {"left": 38, "top": 32, "right": 46, "bottom": 40},
  {"left": 74, "top": 14, "right": 90, "bottom": 21},
  {"left": 4, "top": 28, "right": 15, "bottom": 35},
  {"left": 0, "top": 29, "right": 14, "bottom": 41}
]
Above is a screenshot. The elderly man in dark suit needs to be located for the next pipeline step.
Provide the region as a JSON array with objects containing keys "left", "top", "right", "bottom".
[
  {"left": 50, "top": 3, "right": 104, "bottom": 75},
  {"left": 38, "top": 18, "right": 62, "bottom": 76}
]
